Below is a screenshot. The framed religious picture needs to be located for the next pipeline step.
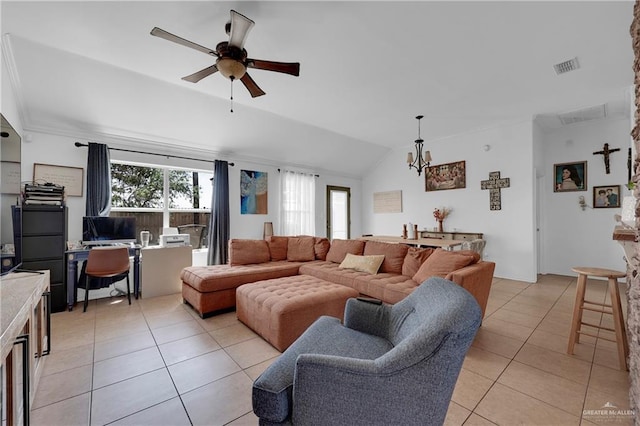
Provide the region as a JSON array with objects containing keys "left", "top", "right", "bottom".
[
  {"left": 425, "top": 160, "right": 466, "bottom": 192},
  {"left": 553, "top": 161, "right": 587, "bottom": 192},
  {"left": 593, "top": 185, "right": 621, "bottom": 208}
]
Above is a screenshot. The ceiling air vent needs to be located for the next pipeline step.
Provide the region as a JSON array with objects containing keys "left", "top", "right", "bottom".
[
  {"left": 553, "top": 57, "right": 580, "bottom": 75},
  {"left": 558, "top": 104, "right": 607, "bottom": 126}
]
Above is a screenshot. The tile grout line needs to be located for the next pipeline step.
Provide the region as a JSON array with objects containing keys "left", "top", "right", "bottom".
[
  {"left": 141, "top": 300, "right": 195, "bottom": 426},
  {"left": 467, "top": 277, "right": 594, "bottom": 421}
]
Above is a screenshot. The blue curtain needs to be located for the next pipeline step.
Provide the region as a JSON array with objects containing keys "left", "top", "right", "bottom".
[
  {"left": 207, "top": 160, "right": 230, "bottom": 265},
  {"left": 82, "top": 142, "right": 114, "bottom": 291},
  {"left": 85, "top": 142, "right": 111, "bottom": 216}
]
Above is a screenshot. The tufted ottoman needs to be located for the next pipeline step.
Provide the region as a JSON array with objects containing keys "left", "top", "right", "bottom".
[{"left": 236, "top": 275, "right": 359, "bottom": 351}]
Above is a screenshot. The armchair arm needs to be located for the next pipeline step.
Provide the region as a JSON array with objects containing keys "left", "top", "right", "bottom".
[
  {"left": 343, "top": 297, "right": 391, "bottom": 339},
  {"left": 291, "top": 353, "right": 446, "bottom": 426}
]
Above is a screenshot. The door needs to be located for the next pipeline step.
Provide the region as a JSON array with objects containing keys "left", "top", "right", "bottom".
[{"left": 326, "top": 186, "right": 350, "bottom": 240}]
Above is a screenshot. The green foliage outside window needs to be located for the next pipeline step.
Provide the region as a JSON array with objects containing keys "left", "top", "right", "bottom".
[{"left": 111, "top": 163, "right": 196, "bottom": 208}]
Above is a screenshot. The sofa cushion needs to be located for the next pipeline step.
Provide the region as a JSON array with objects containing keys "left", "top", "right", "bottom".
[
  {"left": 314, "top": 237, "right": 331, "bottom": 260},
  {"left": 325, "top": 239, "right": 365, "bottom": 263},
  {"left": 353, "top": 273, "right": 418, "bottom": 302},
  {"left": 363, "top": 240, "right": 408, "bottom": 274},
  {"left": 402, "top": 247, "right": 435, "bottom": 277},
  {"left": 299, "top": 261, "right": 367, "bottom": 292},
  {"left": 413, "top": 249, "right": 480, "bottom": 283},
  {"left": 229, "top": 239, "right": 271, "bottom": 265},
  {"left": 287, "top": 236, "right": 316, "bottom": 261},
  {"left": 339, "top": 253, "right": 385, "bottom": 275},
  {"left": 267, "top": 236, "right": 289, "bottom": 261},
  {"left": 181, "top": 262, "right": 301, "bottom": 292}
]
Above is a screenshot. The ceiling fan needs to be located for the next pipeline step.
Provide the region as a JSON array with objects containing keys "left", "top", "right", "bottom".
[{"left": 150, "top": 10, "right": 300, "bottom": 98}]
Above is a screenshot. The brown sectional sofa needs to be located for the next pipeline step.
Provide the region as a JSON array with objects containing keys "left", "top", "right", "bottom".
[{"left": 180, "top": 236, "right": 496, "bottom": 319}]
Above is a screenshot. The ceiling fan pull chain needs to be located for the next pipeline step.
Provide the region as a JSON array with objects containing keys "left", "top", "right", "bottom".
[{"left": 230, "top": 77, "right": 234, "bottom": 113}]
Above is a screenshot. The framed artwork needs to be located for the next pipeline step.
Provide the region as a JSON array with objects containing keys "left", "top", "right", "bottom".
[
  {"left": 425, "top": 160, "right": 466, "bottom": 192},
  {"left": 33, "top": 163, "right": 84, "bottom": 196},
  {"left": 593, "top": 185, "right": 621, "bottom": 208},
  {"left": 240, "top": 169, "right": 268, "bottom": 214},
  {"left": 554, "top": 161, "right": 587, "bottom": 192}
]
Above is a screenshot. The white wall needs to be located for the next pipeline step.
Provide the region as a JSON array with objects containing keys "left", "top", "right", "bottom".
[
  {"left": 362, "top": 120, "right": 537, "bottom": 282},
  {"left": 1, "top": 49, "right": 24, "bottom": 245},
  {"left": 540, "top": 117, "right": 630, "bottom": 276},
  {"left": 17, "top": 130, "right": 362, "bottom": 243}
]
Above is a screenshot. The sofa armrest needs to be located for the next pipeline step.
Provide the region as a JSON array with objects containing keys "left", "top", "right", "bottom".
[
  {"left": 343, "top": 297, "right": 391, "bottom": 339},
  {"left": 446, "top": 261, "right": 495, "bottom": 318}
]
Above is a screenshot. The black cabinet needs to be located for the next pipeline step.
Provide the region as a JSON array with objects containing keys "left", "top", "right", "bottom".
[{"left": 20, "top": 205, "right": 68, "bottom": 312}]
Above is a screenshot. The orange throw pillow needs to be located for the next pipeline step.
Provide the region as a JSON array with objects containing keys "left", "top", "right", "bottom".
[
  {"left": 229, "top": 239, "right": 271, "bottom": 265},
  {"left": 267, "top": 236, "right": 288, "bottom": 261},
  {"left": 412, "top": 249, "right": 480, "bottom": 283},
  {"left": 287, "top": 236, "right": 316, "bottom": 261},
  {"left": 402, "top": 247, "right": 434, "bottom": 277},
  {"left": 314, "top": 237, "right": 331, "bottom": 260},
  {"left": 325, "top": 239, "right": 366, "bottom": 263},
  {"left": 363, "top": 240, "right": 408, "bottom": 274}
]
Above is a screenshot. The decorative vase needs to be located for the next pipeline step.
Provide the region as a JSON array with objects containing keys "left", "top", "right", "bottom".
[{"left": 438, "top": 220, "right": 444, "bottom": 233}]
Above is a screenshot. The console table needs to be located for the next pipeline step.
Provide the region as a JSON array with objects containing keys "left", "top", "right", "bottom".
[
  {"left": 419, "top": 230, "right": 483, "bottom": 241},
  {"left": 359, "top": 235, "right": 462, "bottom": 249},
  {"left": 141, "top": 245, "right": 192, "bottom": 298},
  {"left": 65, "top": 246, "right": 141, "bottom": 311}
]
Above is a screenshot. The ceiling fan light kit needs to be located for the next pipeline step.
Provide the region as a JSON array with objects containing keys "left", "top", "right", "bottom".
[
  {"left": 407, "top": 115, "right": 432, "bottom": 176},
  {"left": 151, "top": 9, "right": 300, "bottom": 103}
]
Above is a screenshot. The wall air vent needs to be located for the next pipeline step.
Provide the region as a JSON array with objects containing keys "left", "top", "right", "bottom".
[
  {"left": 553, "top": 57, "right": 580, "bottom": 75},
  {"left": 558, "top": 104, "right": 607, "bottom": 126}
]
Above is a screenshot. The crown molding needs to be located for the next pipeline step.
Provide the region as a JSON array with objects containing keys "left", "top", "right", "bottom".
[{"left": 1, "top": 34, "right": 30, "bottom": 128}]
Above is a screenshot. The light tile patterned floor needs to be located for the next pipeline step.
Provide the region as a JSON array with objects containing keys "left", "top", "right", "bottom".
[{"left": 30, "top": 274, "right": 634, "bottom": 425}]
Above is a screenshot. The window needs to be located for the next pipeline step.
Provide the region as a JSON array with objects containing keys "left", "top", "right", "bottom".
[
  {"left": 110, "top": 162, "right": 212, "bottom": 247},
  {"left": 279, "top": 170, "right": 316, "bottom": 235}
]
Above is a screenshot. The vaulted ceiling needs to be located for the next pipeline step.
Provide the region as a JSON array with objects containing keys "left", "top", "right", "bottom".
[{"left": 1, "top": 1, "right": 634, "bottom": 177}]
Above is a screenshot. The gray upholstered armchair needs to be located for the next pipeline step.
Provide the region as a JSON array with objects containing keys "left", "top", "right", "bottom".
[{"left": 252, "top": 277, "right": 482, "bottom": 425}]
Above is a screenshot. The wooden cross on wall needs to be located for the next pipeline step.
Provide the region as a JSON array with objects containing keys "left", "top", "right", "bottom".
[
  {"left": 593, "top": 143, "right": 620, "bottom": 174},
  {"left": 481, "top": 171, "right": 510, "bottom": 211}
]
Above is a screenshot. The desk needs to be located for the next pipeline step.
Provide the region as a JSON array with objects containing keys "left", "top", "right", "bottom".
[
  {"left": 65, "top": 246, "right": 141, "bottom": 311},
  {"left": 141, "top": 245, "right": 192, "bottom": 298},
  {"left": 359, "top": 235, "right": 462, "bottom": 250}
]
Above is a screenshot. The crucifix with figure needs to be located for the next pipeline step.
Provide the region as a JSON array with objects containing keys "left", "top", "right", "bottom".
[
  {"left": 481, "top": 171, "right": 510, "bottom": 210},
  {"left": 593, "top": 143, "right": 620, "bottom": 174}
]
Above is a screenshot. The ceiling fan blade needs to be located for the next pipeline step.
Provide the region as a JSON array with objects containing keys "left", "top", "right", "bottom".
[
  {"left": 228, "top": 10, "right": 254, "bottom": 49},
  {"left": 151, "top": 27, "right": 218, "bottom": 57},
  {"left": 247, "top": 59, "right": 300, "bottom": 76},
  {"left": 240, "top": 73, "right": 266, "bottom": 98},
  {"left": 182, "top": 65, "right": 219, "bottom": 83}
]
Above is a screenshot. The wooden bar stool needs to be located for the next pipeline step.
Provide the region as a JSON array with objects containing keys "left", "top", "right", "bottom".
[{"left": 567, "top": 267, "right": 628, "bottom": 370}]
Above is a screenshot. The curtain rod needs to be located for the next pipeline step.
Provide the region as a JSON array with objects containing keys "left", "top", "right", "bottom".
[
  {"left": 74, "top": 142, "right": 234, "bottom": 166},
  {"left": 277, "top": 168, "right": 319, "bottom": 178}
]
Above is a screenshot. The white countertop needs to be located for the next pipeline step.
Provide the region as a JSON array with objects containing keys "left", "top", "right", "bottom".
[{"left": 1, "top": 271, "right": 50, "bottom": 360}]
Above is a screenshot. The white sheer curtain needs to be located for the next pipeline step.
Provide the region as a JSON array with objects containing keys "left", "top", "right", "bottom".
[{"left": 279, "top": 169, "right": 316, "bottom": 235}]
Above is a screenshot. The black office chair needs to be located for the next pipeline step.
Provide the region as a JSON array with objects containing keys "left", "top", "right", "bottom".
[
  {"left": 83, "top": 247, "right": 131, "bottom": 312},
  {"left": 177, "top": 224, "right": 207, "bottom": 249}
]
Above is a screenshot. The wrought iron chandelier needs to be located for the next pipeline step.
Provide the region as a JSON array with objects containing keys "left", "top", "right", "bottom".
[{"left": 406, "top": 115, "right": 432, "bottom": 176}]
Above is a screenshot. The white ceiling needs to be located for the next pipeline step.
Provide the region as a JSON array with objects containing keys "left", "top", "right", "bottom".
[{"left": 1, "top": 1, "right": 635, "bottom": 177}]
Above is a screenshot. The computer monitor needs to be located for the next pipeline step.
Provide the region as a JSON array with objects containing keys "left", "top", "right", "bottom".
[{"left": 82, "top": 216, "right": 136, "bottom": 245}]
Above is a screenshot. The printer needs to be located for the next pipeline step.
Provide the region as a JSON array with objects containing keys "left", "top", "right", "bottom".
[{"left": 159, "top": 227, "right": 190, "bottom": 247}]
